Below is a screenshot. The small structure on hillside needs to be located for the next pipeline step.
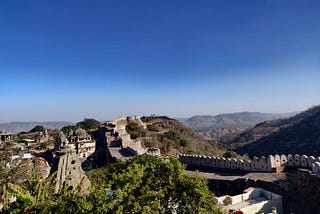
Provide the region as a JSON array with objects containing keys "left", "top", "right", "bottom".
[
  {"left": 68, "top": 128, "right": 95, "bottom": 158},
  {"left": 0, "top": 130, "right": 13, "bottom": 143},
  {"left": 54, "top": 129, "right": 95, "bottom": 159},
  {"left": 55, "top": 131, "right": 68, "bottom": 151},
  {"left": 146, "top": 147, "right": 161, "bottom": 156},
  {"left": 35, "top": 129, "right": 49, "bottom": 143},
  {"left": 217, "top": 187, "right": 283, "bottom": 214}
]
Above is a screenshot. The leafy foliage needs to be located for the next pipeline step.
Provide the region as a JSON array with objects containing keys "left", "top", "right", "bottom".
[
  {"left": 144, "top": 141, "right": 155, "bottom": 148},
  {"left": 157, "top": 131, "right": 190, "bottom": 152},
  {"left": 29, "top": 125, "right": 45, "bottom": 133},
  {"left": 125, "top": 122, "right": 146, "bottom": 139},
  {"left": 4, "top": 155, "right": 222, "bottom": 213},
  {"left": 140, "top": 116, "right": 228, "bottom": 156},
  {"left": 87, "top": 155, "right": 222, "bottom": 213},
  {"left": 61, "top": 125, "right": 78, "bottom": 135},
  {"left": 146, "top": 124, "right": 160, "bottom": 132},
  {"left": 76, "top": 118, "right": 100, "bottom": 131}
]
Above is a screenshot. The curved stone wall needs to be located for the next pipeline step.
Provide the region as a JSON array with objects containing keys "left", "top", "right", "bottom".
[{"left": 179, "top": 154, "right": 320, "bottom": 173}]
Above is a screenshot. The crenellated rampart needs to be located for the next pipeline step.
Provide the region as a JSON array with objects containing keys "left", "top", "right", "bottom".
[{"left": 179, "top": 153, "right": 320, "bottom": 174}]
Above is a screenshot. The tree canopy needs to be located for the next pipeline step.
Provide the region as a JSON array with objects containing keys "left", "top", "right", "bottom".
[
  {"left": 87, "top": 155, "right": 222, "bottom": 213},
  {"left": 76, "top": 118, "right": 100, "bottom": 131},
  {"left": 61, "top": 125, "right": 78, "bottom": 135},
  {"left": 125, "top": 121, "right": 146, "bottom": 139},
  {"left": 29, "top": 125, "right": 45, "bottom": 133},
  {"left": 4, "top": 155, "right": 222, "bottom": 213}
]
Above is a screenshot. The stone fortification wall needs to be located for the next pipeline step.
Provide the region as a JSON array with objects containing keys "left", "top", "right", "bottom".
[
  {"left": 125, "top": 140, "right": 161, "bottom": 156},
  {"left": 179, "top": 153, "right": 320, "bottom": 173},
  {"left": 312, "top": 161, "right": 320, "bottom": 174},
  {"left": 111, "top": 116, "right": 160, "bottom": 156},
  {"left": 127, "top": 115, "right": 147, "bottom": 129},
  {"left": 146, "top": 147, "right": 161, "bottom": 156},
  {"left": 125, "top": 140, "right": 146, "bottom": 155},
  {"left": 112, "top": 117, "right": 130, "bottom": 147}
]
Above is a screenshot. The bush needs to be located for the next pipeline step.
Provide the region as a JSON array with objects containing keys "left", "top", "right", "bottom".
[
  {"left": 61, "top": 125, "right": 78, "bottom": 135},
  {"left": 146, "top": 124, "right": 159, "bottom": 132},
  {"left": 76, "top": 118, "right": 100, "bottom": 131},
  {"left": 144, "top": 141, "right": 155, "bottom": 147},
  {"left": 179, "top": 139, "right": 189, "bottom": 147},
  {"left": 126, "top": 122, "right": 146, "bottom": 139},
  {"left": 30, "top": 125, "right": 45, "bottom": 133}
]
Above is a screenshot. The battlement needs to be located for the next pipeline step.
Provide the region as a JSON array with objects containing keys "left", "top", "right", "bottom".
[
  {"left": 107, "top": 116, "right": 160, "bottom": 157},
  {"left": 179, "top": 153, "right": 320, "bottom": 173}
]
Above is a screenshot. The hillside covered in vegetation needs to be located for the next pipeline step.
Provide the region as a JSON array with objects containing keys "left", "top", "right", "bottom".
[
  {"left": 228, "top": 105, "right": 320, "bottom": 156},
  {"left": 131, "top": 116, "right": 229, "bottom": 157}
]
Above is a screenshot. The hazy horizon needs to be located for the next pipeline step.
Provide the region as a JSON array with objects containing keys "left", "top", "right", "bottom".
[
  {"left": 1, "top": 1, "right": 319, "bottom": 122},
  {"left": 0, "top": 109, "right": 305, "bottom": 124}
]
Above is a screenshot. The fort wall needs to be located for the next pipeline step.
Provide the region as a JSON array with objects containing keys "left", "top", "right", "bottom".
[
  {"left": 111, "top": 116, "right": 160, "bottom": 156},
  {"left": 179, "top": 153, "right": 320, "bottom": 173}
]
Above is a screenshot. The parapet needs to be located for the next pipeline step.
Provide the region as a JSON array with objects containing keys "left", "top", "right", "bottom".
[{"left": 179, "top": 153, "right": 320, "bottom": 173}]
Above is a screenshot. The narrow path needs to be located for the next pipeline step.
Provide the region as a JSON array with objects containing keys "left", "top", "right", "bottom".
[{"left": 185, "top": 170, "right": 287, "bottom": 182}]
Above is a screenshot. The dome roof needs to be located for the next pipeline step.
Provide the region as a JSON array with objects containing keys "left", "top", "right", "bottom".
[{"left": 74, "top": 128, "right": 88, "bottom": 137}]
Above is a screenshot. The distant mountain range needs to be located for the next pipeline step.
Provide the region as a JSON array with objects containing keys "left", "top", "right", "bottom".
[
  {"left": 227, "top": 105, "right": 320, "bottom": 156},
  {"left": 0, "top": 122, "right": 73, "bottom": 133},
  {"left": 181, "top": 112, "right": 298, "bottom": 131}
]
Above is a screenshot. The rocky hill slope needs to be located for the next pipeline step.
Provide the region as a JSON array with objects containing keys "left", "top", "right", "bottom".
[
  {"left": 137, "top": 116, "right": 228, "bottom": 157},
  {"left": 229, "top": 105, "right": 320, "bottom": 156}
]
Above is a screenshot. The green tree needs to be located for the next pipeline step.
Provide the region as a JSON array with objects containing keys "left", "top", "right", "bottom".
[
  {"left": 29, "top": 125, "right": 45, "bottom": 133},
  {"left": 87, "top": 155, "right": 222, "bottom": 213},
  {"left": 61, "top": 125, "right": 78, "bottom": 135},
  {"left": 5, "top": 155, "right": 223, "bottom": 213},
  {"left": 179, "top": 139, "right": 189, "bottom": 147},
  {"left": 146, "top": 124, "right": 159, "bottom": 132},
  {"left": 126, "top": 122, "right": 146, "bottom": 139},
  {"left": 76, "top": 118, "right": 100, "bottom": 131},
  {"left": 144, "top": 141, "right": 155, "bottom": 147}
]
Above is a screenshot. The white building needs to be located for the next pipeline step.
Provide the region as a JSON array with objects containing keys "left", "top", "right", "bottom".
[{"left": 217, "top": 187, "right": 283, "bottom": 214}]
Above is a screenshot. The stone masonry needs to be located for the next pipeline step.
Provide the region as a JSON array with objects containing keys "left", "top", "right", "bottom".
[{"left": 54, "top": 152, "right": 91, "bottom": 195}]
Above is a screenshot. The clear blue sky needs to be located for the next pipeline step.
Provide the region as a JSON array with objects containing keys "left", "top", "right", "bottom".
[{"left": 0, "top": 0, "right": 319, "bottom": 122}]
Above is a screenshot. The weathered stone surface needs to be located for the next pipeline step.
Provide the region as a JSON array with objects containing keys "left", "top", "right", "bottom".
[
  {"left": 274, "top": 154, "right": 281, "bottom": 167},
  {"left": 55, "top": 131, "right": 68, "bottom": 151},
  {"left": 294, "top": 154, "right": 300, "bottom": 166},
  {"left": 280, "top": 154, "right": 287, "bottom": 166},
  {"left": 54, "top": 152, "right": 91, "bottom": 195}
]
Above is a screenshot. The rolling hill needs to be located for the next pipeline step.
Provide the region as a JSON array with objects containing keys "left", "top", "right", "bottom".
[
  {"left": 138, "top": 116, "right": 229, "bottom": 157},
  {"left": 229, "top": 105, "right": 320, "bottom": 156},
  {"left": 0, "top": 122, "right": 73, "bottom": 133},
  {"left": 182, "top": 112, "right": 297, "bottom": 131},
  {"left": 180, "top": 112, "right": 297, "bottom": 141}
]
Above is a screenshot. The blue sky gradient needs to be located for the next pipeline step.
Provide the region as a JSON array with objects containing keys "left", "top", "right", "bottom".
[{"left": 0, "top": 0, "right": 319, "bottom": 122}]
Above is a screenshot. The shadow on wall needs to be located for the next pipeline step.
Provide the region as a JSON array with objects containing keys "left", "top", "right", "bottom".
[{"left": 179, "top": 153, "right": 320, "bottom": 173}]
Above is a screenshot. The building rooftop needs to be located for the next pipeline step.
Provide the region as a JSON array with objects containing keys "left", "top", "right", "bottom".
[{"left": 217, "top": 187, "right": 283, "bottom": 214}]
